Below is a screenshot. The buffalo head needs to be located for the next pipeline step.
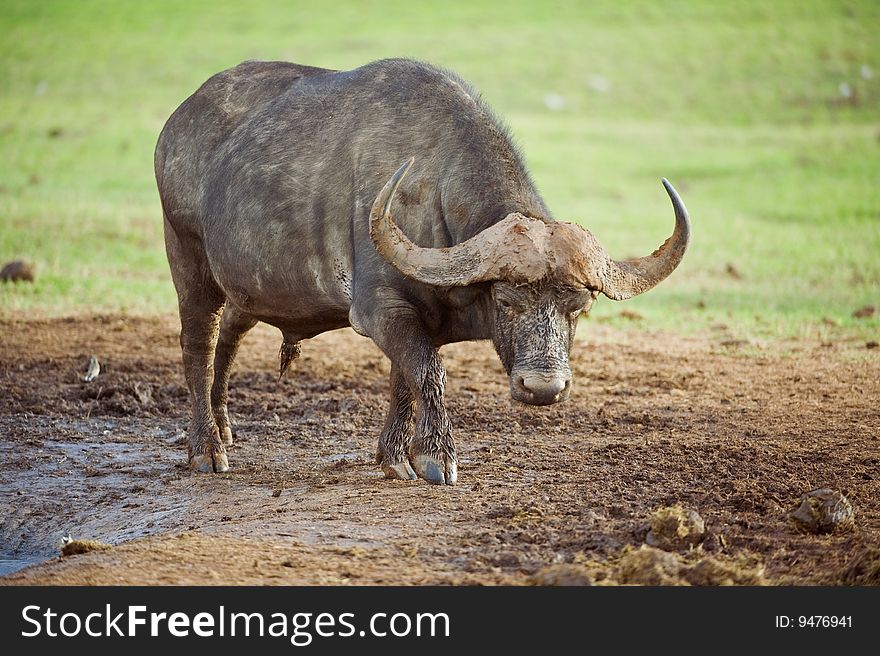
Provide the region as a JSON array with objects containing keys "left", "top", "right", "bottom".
[{"left": 370, "top": 158, "right": 690, "bottom": 406}]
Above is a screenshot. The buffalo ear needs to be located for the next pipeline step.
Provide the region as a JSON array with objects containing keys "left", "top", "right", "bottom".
[{"left": 443, "top": 283, "right": 489, "bottom": 308}]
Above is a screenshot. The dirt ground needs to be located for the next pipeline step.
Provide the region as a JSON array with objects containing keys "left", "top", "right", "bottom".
[{"left": 0, "top": 315, "right": 878, "bottom": 585}]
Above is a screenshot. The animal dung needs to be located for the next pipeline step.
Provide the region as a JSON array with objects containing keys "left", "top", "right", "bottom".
[
  {"left": 0, "top": 260, "right": 35, "bottom": 282},
  {"left": 618, "top": 545, "right": 684, "bottom": 585},
  {"left": 646, "top": 505, "right": 706, "bottom": 551},
  {"left": 530, "top": 564, "right": 594, "bottom": 586},
  {"left": 82, "top": 355, "right": 101, "bottom": 382},
  {"left": 683, "top": 557, "right": 765, "bottom": 586},
  {"left": 60, "top": 539, "right": 112, "bottom": 557},
  {"left": 617, "top": 545, "right": 765, "bottom": 586},
  {"left": 787, "top": 488, "right": 854, "bottom": 534}
]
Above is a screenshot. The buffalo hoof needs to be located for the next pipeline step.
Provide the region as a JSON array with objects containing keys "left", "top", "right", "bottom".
[
  {"left": 189, "top": 451, "right": 229, "bottom": 473},
  {"left": 382, "top": 461, "right": 418, "bottom": 480},
  {"left": 220, "top": 426, "right": 234, "bottom": 446},
  {"left": 413, "top": 454, "right": 457, "bottom": 485}
]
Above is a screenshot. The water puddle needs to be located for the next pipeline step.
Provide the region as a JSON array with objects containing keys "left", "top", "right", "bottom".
[{"left": 0, "top": 557, "right": 46, "bottom": 576}]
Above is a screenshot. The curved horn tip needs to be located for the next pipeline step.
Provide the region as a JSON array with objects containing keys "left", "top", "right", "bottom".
[
  {"left": 599, "top": 178, "right": 691, "bottom": 301},
  {"left": 381, "top": 157, "right": 415, "bottom": 215},
  {"left": 392, "top": 157, "right": 415, "bottom": 184},
  {"left": 661, "top": 178, "right": 688, "bottom": 215}
]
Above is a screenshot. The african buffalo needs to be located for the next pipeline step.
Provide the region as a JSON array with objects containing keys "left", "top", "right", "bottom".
[{"left": 155, "top": 58, "right": 690, "bottom": 484}]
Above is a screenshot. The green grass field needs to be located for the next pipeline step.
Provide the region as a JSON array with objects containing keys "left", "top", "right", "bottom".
[{"left": 1, "top": 0, "right": 878, "bottom": 339}]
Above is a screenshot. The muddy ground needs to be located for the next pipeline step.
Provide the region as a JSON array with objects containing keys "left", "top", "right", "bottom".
[{"left": 0, "top": 315, "right": 878, "bottom": 585}]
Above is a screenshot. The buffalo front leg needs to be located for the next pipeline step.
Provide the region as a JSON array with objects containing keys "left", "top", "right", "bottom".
[
  {"left": 210, "top": 305, "right": 257, "bottom": 446},
  {"left": 372, "top": 317, "right": 457, "bottom": 485},
  {"left": 410, "top": 351, "right": 457, "bottom": 485},
  {"left": 377, "top": 366, "right": 417, "bottom": 480}
]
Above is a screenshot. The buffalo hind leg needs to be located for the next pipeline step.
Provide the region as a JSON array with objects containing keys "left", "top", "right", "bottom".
[
  {"left": 377, "top": 366, "right": 417, "bottom": 480},
  {"left": 165, "top": 214, "right": 228, "bottom": 473},
  {"left": 178, "top": 292, "right": 227, "bottom": 473},
  {"left": 211, "top": 305, "right": 258, "bottom": 446}
]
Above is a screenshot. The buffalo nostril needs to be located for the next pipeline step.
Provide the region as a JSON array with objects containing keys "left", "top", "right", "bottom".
[
  {"left": 514, "top": 376, "right": 529, "bottom": 397},
  {"left": 555, "top": 379, "right": 572, "bottom": 402}
]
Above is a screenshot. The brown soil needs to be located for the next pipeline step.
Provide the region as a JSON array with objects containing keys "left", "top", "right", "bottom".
[{"left": 0, "top": 315, "right": 878, "bottom": 585}]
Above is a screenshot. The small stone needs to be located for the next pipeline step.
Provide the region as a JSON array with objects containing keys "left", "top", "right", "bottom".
[
  {"left": 82, "top": 355, "right": 101, "bottom": 382},
  {"left": 852, "top": 305, "right": 875, "bottom": 319},
  {"left": 787, "top": 488, "right": 854, "bottom": 534}
]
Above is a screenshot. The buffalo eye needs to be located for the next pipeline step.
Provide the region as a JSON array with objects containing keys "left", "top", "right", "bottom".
[{"left": 563, "top": 294, "right": 593, "bottom": 315}]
